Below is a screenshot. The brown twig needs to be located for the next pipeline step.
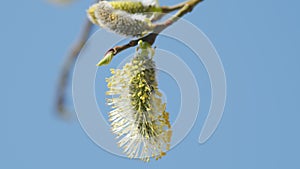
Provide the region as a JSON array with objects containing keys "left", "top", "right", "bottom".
[
  {"left": 56, "top": 19, "right": 93, "bottom": 119},
  {"left": 105, "top": 0, "right": 203, "bottom": 61},
  {"left": 160, "top": 1, "right": 188, "bottom": 13}
]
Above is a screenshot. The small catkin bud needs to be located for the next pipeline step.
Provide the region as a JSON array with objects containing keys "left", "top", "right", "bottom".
[
  {"left": 106, "top": 41, "right": 172, "bottom": 162},
  {"left": 96, "top": 51, "right": 115, "bottom": 66},
  {"left": 87, "top": 1, "right": 155, "bottom": 37}
]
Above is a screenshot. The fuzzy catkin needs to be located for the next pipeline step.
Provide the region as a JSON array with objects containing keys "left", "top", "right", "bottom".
[{"left": 87, "top": 1, "right": 155, "bottom": 37}]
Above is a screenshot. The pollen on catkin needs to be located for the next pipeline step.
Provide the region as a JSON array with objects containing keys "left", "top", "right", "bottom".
[
  {"left": 109, "top": 1, "right": 161, "bottom": 14},
  {"left": 87, "top": 1, "right": 155, "bottom": 37},
  {"left": 106, "top": 41, "right": 172, "bottom": 162}
]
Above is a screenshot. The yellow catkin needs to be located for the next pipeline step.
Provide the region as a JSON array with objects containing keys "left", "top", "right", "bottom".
[{"left": 106, "top": 41, "right": 172, "bottom": 161}]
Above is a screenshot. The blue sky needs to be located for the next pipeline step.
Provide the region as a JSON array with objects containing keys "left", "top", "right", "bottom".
[{"left": 1, "top": 0, "right": 300, "bottom": 168}]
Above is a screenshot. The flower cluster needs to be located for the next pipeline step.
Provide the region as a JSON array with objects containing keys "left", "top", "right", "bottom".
[
  {"left": 87, "top": 1, "right": 161, "bottom": 37},
  {"left": 106, "top": 41, "right": 172, "bottom": 161}
]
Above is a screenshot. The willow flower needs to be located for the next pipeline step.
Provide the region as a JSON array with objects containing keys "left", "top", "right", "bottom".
[
  {"left": 106, "top": 41, "right": 172, "bottom": 162},
  {"left": 87, "top": 1, "right": 161, "bottom": 37}
]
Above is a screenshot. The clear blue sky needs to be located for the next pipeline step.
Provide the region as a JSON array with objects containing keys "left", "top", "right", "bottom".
[{"left": 1, "top": 0, "right": 300, "bottom": 168}]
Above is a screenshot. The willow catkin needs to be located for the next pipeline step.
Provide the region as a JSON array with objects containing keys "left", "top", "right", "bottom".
[
  {"left": 87, "top": 1, "right": 157, "bottom": 37},
  {"left": 106, "top": 41, "right": 172, "bottom": 162}
]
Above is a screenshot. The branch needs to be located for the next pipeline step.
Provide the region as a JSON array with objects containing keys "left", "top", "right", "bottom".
[
  {"left": 160, "top": 1, "right": 187, "bottom": 13},
  {"left": 55, "top": 19, "right": 93, "bottom": 119},
  {"left": 101, "top": 0, "right": 204, "bottom": 65}
]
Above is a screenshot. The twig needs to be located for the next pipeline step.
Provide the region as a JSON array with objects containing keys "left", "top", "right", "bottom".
[
  {"left": 56, "top": 19, "right": 93, "bottom": 119},
  {"left": 104, "top": 0, "right": 203, "bottom": 61},
  {"left": 160, "top": 1, "right": 187, "bottom": 13}
]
